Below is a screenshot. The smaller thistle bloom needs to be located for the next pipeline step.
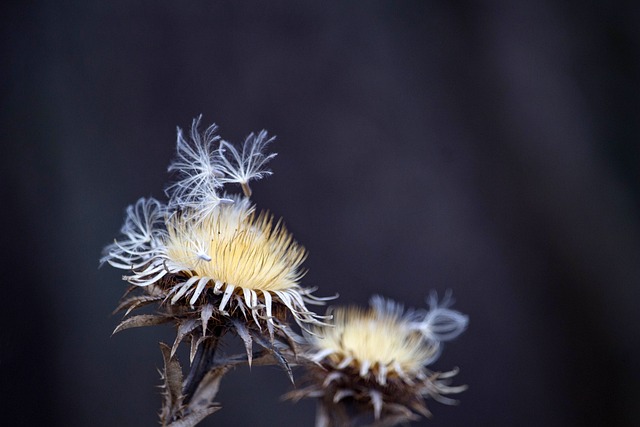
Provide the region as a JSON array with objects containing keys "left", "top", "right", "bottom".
[{"left": 289, "top": 295, "right": 468, "bottom": 425}]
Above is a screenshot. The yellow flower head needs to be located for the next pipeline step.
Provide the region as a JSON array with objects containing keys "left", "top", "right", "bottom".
[
  {"left": 291, "top": 295, "right": 467, "bottom": 423},
  {"left": 166, "top": 198, "right": 306, "bottom": 296},
  {"left": 311, "top": 304, "right": 438, "bottom": 384},
  {"left": 162, "top": 196, "right": 322, "bottom": 328}
]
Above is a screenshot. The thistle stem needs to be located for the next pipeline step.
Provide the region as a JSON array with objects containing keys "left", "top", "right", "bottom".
[
  {"left": 183, "top": 329, "right": 222, "bottom": 403},
  {"left": 241, "top": 182, "right": 252, "bottom": 197}
]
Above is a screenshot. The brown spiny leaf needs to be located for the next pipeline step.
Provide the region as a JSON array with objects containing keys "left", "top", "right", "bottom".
[
  {"left": 113, "top": 294, "right": 164, "bottom": 316},
  {"left": 171, "top": 319, "right": 199, "bottom": 358},
  {"left": 188, "top": 365, "right": 230, "bottom": 413},
  {"left": 231, "top": 319, "right": 253, "bottom": 367},
  {"left": 250, "top": 330, "right": 293, "bottom": 383},
  {"left": 112, "top": 314, "right": 171, "bottom": 335},
  {"left": 159, "top": 342, "right": 184, "bottom": 424},
  {"left": 200, "top": 303, "right": 214, "bottom": 336}
]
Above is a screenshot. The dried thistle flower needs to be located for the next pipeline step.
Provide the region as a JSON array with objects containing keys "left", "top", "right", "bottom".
[
  {"left": 112, "top": 194, "right": 328, "bottom": 330},
  {"left": 288, "top": 294, "right": 468, "bottom": 427},
  {"left": 103, "top": 117, "right": 329, "bottom": 332},
  {"left": 102, "top": 117, "right": 332, "bottom": 426}
]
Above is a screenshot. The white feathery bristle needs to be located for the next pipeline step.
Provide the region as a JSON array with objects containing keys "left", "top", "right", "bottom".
[{"left": 215, "top": 130, "right": 277, "bottom": 196}]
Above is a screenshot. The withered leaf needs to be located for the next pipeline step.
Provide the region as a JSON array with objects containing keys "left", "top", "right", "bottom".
[
  {"left": 189, "top": 335, "right": 199, "bottom": 365},
  {"left": 200, "top": 303, "right": 214, "bottom": 336},
  {"left": 113, "top": 294, "right": 164, "bottom": 316},
  {"left": 231, "top": 319, "right": 253, "bottom": 367},
  {"left": 189, "top": 366, "right": 230, "bottom": 413},
  {"left": 171, "top": 319, "right": 199, "bottom": 358},
  {"left": 250, "top": 330, "right": 293, "bottom": 384},
  {"left": 159, "top": 342, "right": 184, "bottom": 422},
  {"left": 112, "top": 314, "right": 171, "bottom": 335}
]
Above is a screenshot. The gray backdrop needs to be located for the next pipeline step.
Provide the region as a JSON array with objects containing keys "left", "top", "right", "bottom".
[{"left": 2, "top": 1, "right": 639, "bottom": 426}]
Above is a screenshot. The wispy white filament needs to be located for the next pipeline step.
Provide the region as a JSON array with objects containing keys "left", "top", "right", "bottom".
[
  {"left": 165, "top": 115, "right": 232, "bottom": 220},
  {"left": 215, "top": 130, "right": 277, "bottom": 196},
  {"left": 408, "top": 290, "right": 469, "bottom": 343},
  {"left": 101, "top": 197, "right": 167, "bottom": 267}
]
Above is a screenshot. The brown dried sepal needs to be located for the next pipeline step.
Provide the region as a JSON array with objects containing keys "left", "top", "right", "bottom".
[{"left": 287, "top": 362, "right": 466, "bottom": 427}]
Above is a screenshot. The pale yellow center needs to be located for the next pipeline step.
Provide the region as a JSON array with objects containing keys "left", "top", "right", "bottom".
[
  {"left": 165, "top": 202, "right": 306, "bottom": 291},
  {"left": 316, "top": 307, "right": 434, "bottom": 374}
]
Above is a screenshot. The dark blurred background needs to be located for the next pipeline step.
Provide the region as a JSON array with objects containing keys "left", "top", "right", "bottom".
[{"left": 2, "top": 1, "right": 639, "bottom": 426}]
